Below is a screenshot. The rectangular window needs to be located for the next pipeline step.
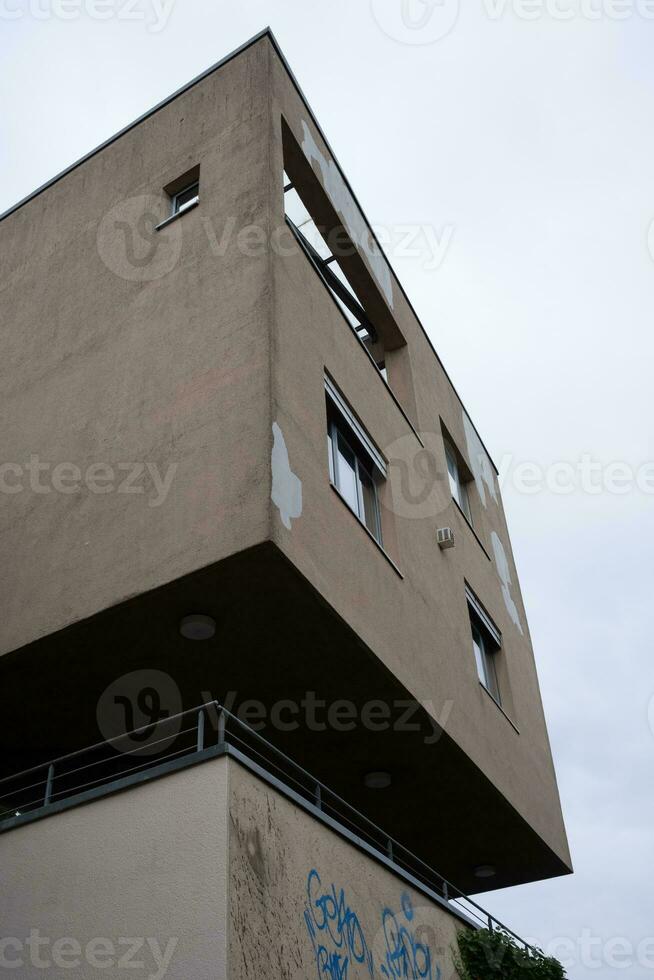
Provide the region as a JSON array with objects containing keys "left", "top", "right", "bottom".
[
  {"left": 171, "top": 180, "right": 199, "bottom": 216},
  {"left": 471, "top": 621, "right": 501, "bottom": 703},
  {"left": 444, "top": 438, "right": 472, "bottom": 523},
  {"left": 466, "top": 586, "right": 502, "bottom": 705},
  {"left": 284, "top": 171, "right": 387, "bottom": 381},
  {"left": 325, "top": 377, "right": 385, "bottom": 545}
]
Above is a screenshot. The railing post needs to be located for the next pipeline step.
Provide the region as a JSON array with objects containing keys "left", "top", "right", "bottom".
[
  {"left": 386, "top": 839, "right": 394, "bottom": 862},
  {"left": 44, "top": 764, "right": 55, "bottom": 806},
  {"left": 315, "top": 784, "right": 322, "bottom": 810},
  {"left": 217, "top": 708, "right": 226, "bottom": 748},
  {"left": 443, "top": 881, "right": 449, "bottom": 902},
  {"left": 197, "top": 709, "right": 205, "bottom": 753},
  {"left": 488, "top": 915, "right": 494, "bottom": 931}
]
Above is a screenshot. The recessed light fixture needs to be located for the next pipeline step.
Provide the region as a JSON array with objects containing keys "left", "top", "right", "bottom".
[
  {"left": 474, "top": 864, "right": 497, "bottom": 879},
  {"left": 363, "top": 771, "right": 392, "bottom": 790},
  {"left": 179, "top": 614, "right": 216, "bottom": 641}
]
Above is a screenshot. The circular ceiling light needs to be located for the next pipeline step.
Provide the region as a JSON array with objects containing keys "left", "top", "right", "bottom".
[
  {"left": 473, "top": 864, "right": 497, "bottom": 880},
  {"left": 179, "top": 614, "right": 216, "bottom": 641},
  {"left": 363, "top": 771, "right": 392, "bottom": 790}
]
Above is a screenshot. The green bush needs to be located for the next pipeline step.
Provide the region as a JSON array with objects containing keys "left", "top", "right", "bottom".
[{"left": 455, "top": 927, "right": 566, "bottom": 979}]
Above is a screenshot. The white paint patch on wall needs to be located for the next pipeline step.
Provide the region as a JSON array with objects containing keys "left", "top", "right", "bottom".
[
  {"left": 462, "top": 411, "right": 498, "bottom": 508},
  {"left": 491, "top": 531, "right": 524, "bottom": 634},
  {"left": 271, "top": 422, "right": 303, "bottom": 530},
  {"left": 301, "top": 120, "right": 395, "bottom": 310}
]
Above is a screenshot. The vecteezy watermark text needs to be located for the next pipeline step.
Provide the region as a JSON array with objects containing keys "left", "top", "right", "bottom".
[
  {"left": 497, "top": 453, "right": 654, "bottom": 496},
  {"left": 482, "top": 0, "right": 654, "bottom": 21},
  {"left": 370, "top": 0, "right": 654, "bottom": 47},
  {"left": 97, "top": 672, "right": 455, "bottom": 751},
  {"left": 96, "top": 196, "right": 454, "bottom": 283},
  {"left": 0, "top": 931, "right": 178, "bottom": 978},
  {"left": 203, "top": 692, "right": 453, "bottom": 746},
  {"left": 0, "top": 456, "right": 177, "bottom": 507},
  {"left": 525, "top": 929, "right": 654, "bottom": 972},
  {"left": 0, "top": 0, "right": 175, "bottom": 31}
]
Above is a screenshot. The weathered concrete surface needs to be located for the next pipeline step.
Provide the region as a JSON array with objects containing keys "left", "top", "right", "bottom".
[
  {"left": 227, "top": 759, "right": 467, "bottom": 980},
  {"left": 0, "top": 759, "right": 230, "bottom": 979},
  {"left": 0, "top": 40, "right": 274, "bottom": 656},
  {"left": 270, "top": 44, "right": 570, "bottom": 874}
]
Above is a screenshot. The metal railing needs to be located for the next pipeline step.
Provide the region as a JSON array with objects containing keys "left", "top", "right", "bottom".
[{"left": 0, "top": 701, "right": 531, "bottom": 948}]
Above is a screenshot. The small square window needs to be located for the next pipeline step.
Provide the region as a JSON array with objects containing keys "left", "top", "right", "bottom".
[{"left": 171, "top": 180, "right": 199, "bottom": 216}]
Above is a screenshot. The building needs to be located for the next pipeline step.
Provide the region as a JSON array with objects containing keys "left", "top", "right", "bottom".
[{"left": 0, "top": 29, "right": 571, "bottom": 979}]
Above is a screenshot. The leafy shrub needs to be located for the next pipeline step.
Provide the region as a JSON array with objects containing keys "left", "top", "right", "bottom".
[{"left": 455, "top": 927, "right": 566, "bottom": 979}]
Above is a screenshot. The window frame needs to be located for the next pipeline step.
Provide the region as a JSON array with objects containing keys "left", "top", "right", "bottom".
[
  {"left": 466, "top": 587, "right": 503, "bottom": 706},
  {"left": 471, "top": 619, "right": 501, "bottom": 705},
  {"left": 325, "top": 378, "right": 385, "bottom": 546},
  {"left": 286, "top": 214, "right": 378, "bottom": 341},
  {"left": 327, "top": 417, "right": 383, "bottom": 545},
  {"left": 283, "top": 172, "right": 389, "bottom": 384},
  {"left": 444, "top": 438, "right": 472, "bottom": 523},
  {"left": 171, "top": 180, "right": 200, "bottom": 217}
]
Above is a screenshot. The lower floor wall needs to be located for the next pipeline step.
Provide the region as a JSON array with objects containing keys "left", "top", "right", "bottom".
[
  {"left": 0, "top": 759, "right": 230, "bottom": 979},
  {"left": 228, "top": 760, "right": 467, "bottom": 979},
  {"left": 0, "top": 756, "right": 470, "bottom": 978}
]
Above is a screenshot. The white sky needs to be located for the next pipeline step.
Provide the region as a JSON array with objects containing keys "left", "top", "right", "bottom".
[{"left": 2, "top": 2, "right": 653, "bottom": 977}]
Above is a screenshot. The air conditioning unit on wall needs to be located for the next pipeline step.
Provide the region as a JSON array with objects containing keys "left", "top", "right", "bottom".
[{"left": 437, "top": 527, "right": 455, "bottom": 550}]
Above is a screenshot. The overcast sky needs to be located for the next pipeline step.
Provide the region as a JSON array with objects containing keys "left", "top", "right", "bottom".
[{"left": 2, "top": 2, "right": 653, "bottom": 977}]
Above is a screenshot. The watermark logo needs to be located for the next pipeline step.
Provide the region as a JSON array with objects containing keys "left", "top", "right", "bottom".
[
  {"left": 0, "top": 0, "right": 176, "bottom": 32},
  {"left": 97, "top": 675, "right": 453, "bottom": 751},
  {"left": 97, "top": 195, "right": 182, "bottom": 282},
  {"left": 381, "top": 439, "right": 654, "bottom": 521},
  {"left": 97, "top": 670, "right": 182, "bottom": 756},
  {"left": 384, "top": 433, "right": 449, "bottom": 520},
  {"left": 97, "top": 201, "right": 453, "bottom": 282},
  {"left": 202, "top": 215, "right": 453, "bottom": 272},
  {"left": 370, "top": 0, "right": 461, "bottom": 44}
]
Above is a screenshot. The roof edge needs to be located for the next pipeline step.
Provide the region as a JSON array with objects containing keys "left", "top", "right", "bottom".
[
  {"left": 0, "top": 26, "right": 500, "bottom": 477},
  {"left": 0, "top": 26, "right": 275, "bottom": 224}
]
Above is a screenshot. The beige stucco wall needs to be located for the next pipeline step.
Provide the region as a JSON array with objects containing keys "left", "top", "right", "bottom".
[
  {"left": 0, "top": 41, "right": 274, "bottom": 656},
  {"left": 0, "top": 759, "right": 230, "bottom": 979},
  {"left": 269, "top": 46, "right": 569, "bottom": 867}
]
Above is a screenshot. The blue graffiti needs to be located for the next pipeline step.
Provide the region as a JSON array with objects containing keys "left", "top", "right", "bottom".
[
  {"left": 304, "top": 869, "right": 375, "bottom": 978},
  {"left": 380, "top": 894, "right": 439, "bottom": 979},
  {"left": 303, "top": 873, "right": 441, "bottom": 980},
  {"left": 401, "top": 893, "right": 415, "bottom": 922}
]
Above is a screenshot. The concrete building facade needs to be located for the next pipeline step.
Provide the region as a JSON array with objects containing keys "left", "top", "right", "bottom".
[{"left": 0, "top": 28, "right": 571, "bottom": 978}]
